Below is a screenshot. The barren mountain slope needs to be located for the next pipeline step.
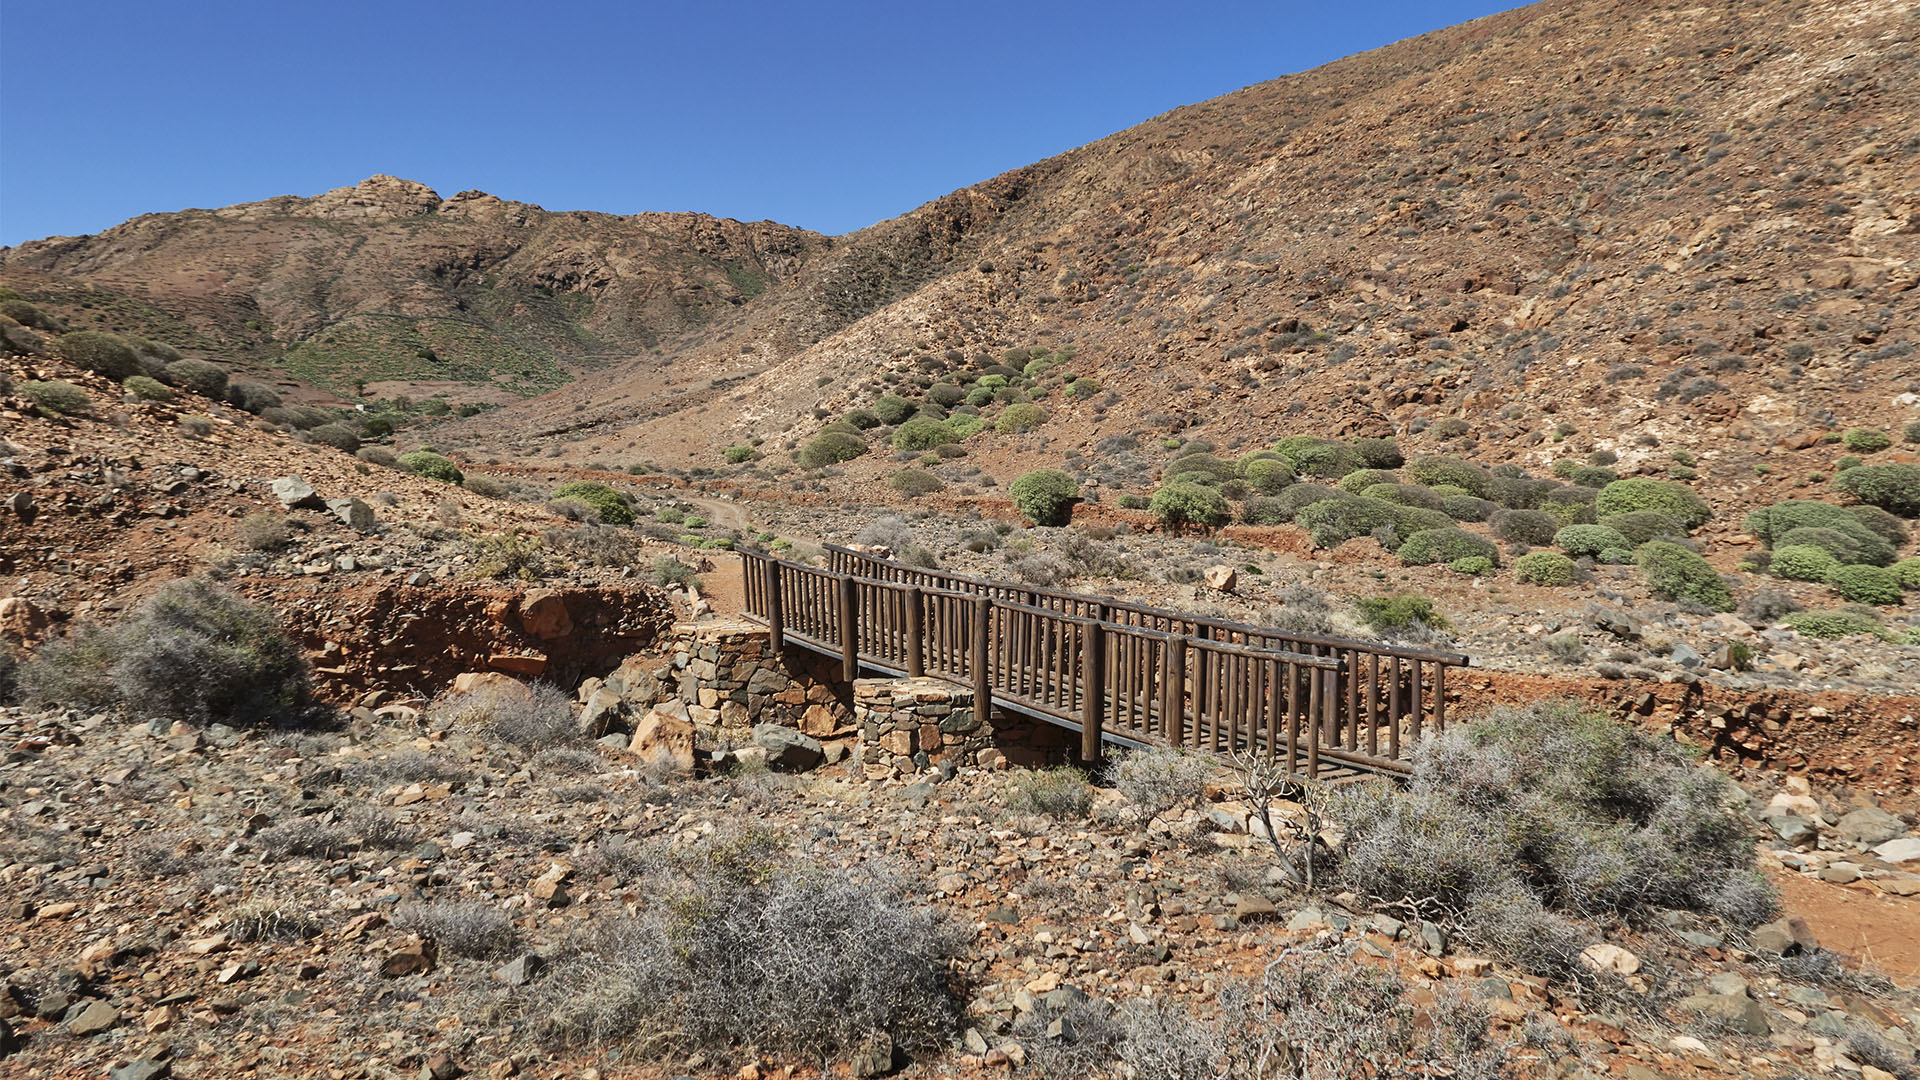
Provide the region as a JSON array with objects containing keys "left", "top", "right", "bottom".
[
  {"left": 453, "top": 0, "right": 1918, "bottom": 472},
  {"left": 0, "top": 176, "right": 829, "bottom": 400}
]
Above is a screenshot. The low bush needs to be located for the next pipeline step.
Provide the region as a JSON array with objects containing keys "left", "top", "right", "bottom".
[
  {"left": 1006, "top": 767, "right": 1094, "bottom": 819},
  {"left": 1594, "top": 478, "right": 1712, "bottom": 530},
  {"left": 20, "top": 380, "right": 90, "bottom": 415},
  {"left": 1636, "top": 541, "right": 1733, "bottom": 610},
  {"left": 1450, "top": 555, "right": 1495, "bottom": 576},
  {"left": 1273, "top": 435, "right": 1361, "bottom": 479},
  {"left": 470, "top": 532, "right": 547, "bottom": 579},
  {"left": 1009, "top": 469, "right": 1079, "bottom": 526},
  {"left": 889, "top": 470, "right": 944, "bottom": 497},
  {"left": 796, "top": 431, "right": 867, "bottom": 468},
  {"left": 1150, "top": 482, "right": 1230, "bottom": 530},
  {"left": 1351, "top": 436, "right": 1404, "bottom": 468},
  {"left": 1514, "top": 551, "right": 1577, "bottom": 585},
  {"left": 463, "top": 474, "right": 508, "bottom": 498},
  {"left": 524, "top": 831, "right": 963, "bottom": 1062},
  {"left": 1771, "top": 544, "right": 1841, "bottom": 582},
  {"left": 893, "top": 417, "right": 958, "bottom": 451},
  {"left": 723, "top": 444, "right": 755, "bottom": 464},
  {"left": 1490, "top": 509, "right": 1559, "bottom": 545},
  {"left": 306, "top": 422, "right": 361, "bottom": 453},
  {"left": 1555, "top": 524, "right": 1631, "bottom": 559},
  {"left": 871, "top": 394, "right": 917, "bottom": 424},
  {"left": 19, "top": 578, "right": 311, "bottom": 725},
  {"left": 994, "top": 402, "right": 1049, "bottom": 434},
  {"left": 236, "top": 513, "right": 293, "bottom": 551},
  {"left": 1537, "top": 485, "right": 1599, "bottom": 526},
  {"left": 1397, "top": 527, "right": 1500, "bottom": 567},
  {"left": 0, "top": 298, "right": 61, "bottom": 331},
  {"left": 1846, "top": 505, "right": 1910, "bottom": 548},
  {"left": 1294, "top": 495, "right": 1395, "bottom": 550},
  {"left": 652, "top": 556, "right": 703, "bottom": 590},
  {"left": 1355, "top": 594, "right": 1447, "bottom": 636},
  {"left": 552, "top": 481, "right": 635, "bottom": 525},
  {"left": 1775, "top": 524, "right": 1894, "bottom": 567},
  {"left": 1895, "top": 558, "right": 1920, "bottom": 590},
  {"left": 1830, "top": 564, "right": 1903, "bottom": 605},
  {"left": 1783, "top": 609, "right": 1885, "bottom": 639},
  {"left": 228, "top": 381, "right": 282, "bottom": 413},
  {"left": 123, "top": 375, "right": 174, "bottom": 401},
  {"left": 165, "top": 358, "right": 229, "bottom": 399},
  {"left": 1834, "top": 463, "right": 1920, "bottom": 517},
  {"left": 401, "top": 450, "right": 464, "bottom": 484},
  {"left": 1406, "top": 454, "right": 1495, "bottom": 499},
  {"left": 1361, "top": 483, "right": 1444, "bottom": 510},
  {"left": 1105, "top": 747, "right": 1214, "bottom": 822},
  {"left": 1337, "top": 468, "right": 1397, "bottom": 494},
  {"left": 393, "top": 901, "right": 519, "bottom": 959},
  {"left": 432, "top": 681, "right": 577, "bottom": 748},
  {"left": 1442, "top": 494, "right": 1497, "bottom": 522},
  {"left": 1238, "top": 455, "right": 1295, "bottom": 494},
  {"left": 1841, "top": 427, "right": 1891, "bottom": 453},
  {"left": 56, "top": 330, "right": 141, "bottom": 379},
  {"left": 1599, "top": 510, "right": 1685, "bottom": 544},
  {"left": 356, "top": 446, "right": 399, "bottom": 468},
  {"left": 1334, "top": 701, "right": 1775, "bottom": 974}
]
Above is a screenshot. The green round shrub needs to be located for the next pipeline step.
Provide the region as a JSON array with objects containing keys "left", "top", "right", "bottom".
[
  {"left": 1297, "top": 496, "right": 1399, "bottom": 549},
  {"left": 1833, "top": 464, "right": 1920, "bottom": 517},
  {"left": 1362, "top": 483, "right": 1445, "bottom": 510},
  {"left": 1555, "top": 524, "right": 1632, "bottom": 559},
  {"left": 1845, "top": 505, "right": 1909, "bottom": 548},
  {"left": 1273, "top": 436, "right": 1361, "bottom": 479},
  {"left": 871, "top": 395, "right": 916, "bottom": 425},
  {"left": 1537, "top": 485, "right": 1599, "bottom": 526},
  {"left": 0, "top": 298, "right": 62, "bottom": 331},
  {"left": 20, "top": 380, "right": 91, "bottom": 415},
  {"left": 552, "top": 481, "right": 634, "bottom": 524},
  {"left": 1405, "top": 455, "right": 1494, "bottom": 499},
  {"left": 1336, "top": 470, "right": 1397, "bottom": 495},
  {"left": 165, "top": 358, "right": 229, "bottom": 400},
  {"left": 1594, "top": 478, "right": 1712, "bottom": 530},
  {"left": 1490, "top": 509, "right": 1559, "bottom": 545},
  {"left": 400, "top": 451, "right": 463, "bottom": 484},
  {"left": 1150, "top": 482, "right": 1230, "bottom": 530},
  {"left": 889, "top": 470, "right": 944, "bottom": 498},
  {"left": 123, "top": 375, "right": 174, "bottom": 401},
  {"left": 796, "top": 431, "right": 867, "bottom": 468},
  {"left": 1773, "top": 525, "right": 1894, "bottom": 567},
  {"left": 1350, "top": 437, "right": 1404, "bottom": 469},
  {"left": 1239, "top": 456, "right": 1296, "bottom": 494},
  {"left": 1240, "top": 498, "right": 1287, "bottom": 525},
  {"left": 307, "top": 422, "right": 362, "bottom": 453},
  {"left": 56, "top": 330, "right": 140, "bottom": 380},
  {"left": 1782, "top": 609, "right": 1885, "bottom": 639},
  {"left": 1830, "top": 564, "right": 1902, "bottom": 605},
  {"left": 1598, "top": 547, "right": 1635, "bottom": 565},
  {"left": 1165, "top": 452, "right": 1235, "bottom": 482},
  {"left": 892, "top": 418, "right": 957, "bottom": 451},
  {"left": 1569, "top": 466, "right": 1619, "bottom": 488},
  {"left": 1514, "top": 551, "right": 1577, "bottom": 586},
  {"left": 723, "top": 445, "right": 755, "bottom": 464},
  {"left": 1635, "top": 541, "right": 1733, "bottom": 610},
  {"left": 1600, "top": 510, "right": 1686, "bottom": 545},
  {"left": 1841, "top": 427, "right": 1891, "bottom": 453},
  {"left": 926, "top": 383, "right": 966, "bottom": 408},
  {"left": 1117, "top": 494, "right": 1150, "bottom": 511},
  {"left": 1397, "top": 527, "right": 1500, "bottom": 567},
  {"left": 1442, "top": 495, "right": 1497, "bottom": 522},
  {"left": 843, "top": 409, "right": 882, "bottom": 430},
  {"left": 1893, "top": 558, "right": 1920, "bottom": 590},
  {"left": 1394, "top": 506, "right": 1456, "bottom": 537},
  {"left": 1270, "top": 484, "right": 1345, "bottom": 521},
  {"left": 1009, "top": 469, "right": 1079, "bottom": 526},
  {"left": 1770, "top": 544, "right": 1840, "bottom": 582},
  {"left": 1449, "top": 555, "right": 1495, "bottom": 576}
]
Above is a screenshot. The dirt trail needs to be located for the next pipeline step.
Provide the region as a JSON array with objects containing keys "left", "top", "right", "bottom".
[{"left": 1775, "top": 871, "right": 1920, "bottom": 985}]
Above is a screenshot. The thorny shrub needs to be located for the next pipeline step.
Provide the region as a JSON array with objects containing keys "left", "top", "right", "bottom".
[{"left": 431, "top": 681, "right": 578, "bottom": 749}]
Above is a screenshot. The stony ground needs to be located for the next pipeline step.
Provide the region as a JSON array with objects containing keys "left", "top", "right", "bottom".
[{"left": 4, "top": 665, "right": 1920, "bottom": 1080}]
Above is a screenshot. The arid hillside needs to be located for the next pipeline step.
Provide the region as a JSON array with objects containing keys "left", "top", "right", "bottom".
[
  {"left": 433, "top": 0, "right": 1917, "bottom": 476},
  {"left": 0, "top": 176, "right": 828, "bottom": 402}
]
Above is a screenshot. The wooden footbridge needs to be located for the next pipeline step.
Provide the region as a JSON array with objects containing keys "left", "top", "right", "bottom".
[{"left": 738, "top": 544, "right": 1470, "bottom": 781}]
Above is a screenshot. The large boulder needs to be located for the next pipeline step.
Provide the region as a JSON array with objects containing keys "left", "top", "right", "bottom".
[
  {"left": 326, "top": 497, "right": 376, "bottom": 532},
  {"left": 578, "top": 687, "right": 627, "bottom": 738},
  {"left": 753, "top": 724, "right": 824, "bottom": 772},
  {"left": 272, "top": 476, "right": 324, "bottom": 510},
  {"left": 629, "top": 709, "right": 696, "bottom": 774},
  {"left": 450, "top": 672, "right": 531, "bottom": 700},
  {"left": 1679, "top": 993, "right": 1770, "bottom": 1036},
  {"left": 1835, "top": 807, "right": 1906, "bottom": 847},
  {"left": 518, "top": 590, "right": 574, "bottom": 640}
]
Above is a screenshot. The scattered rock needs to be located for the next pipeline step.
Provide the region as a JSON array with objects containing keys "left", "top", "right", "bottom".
[
  {"left": 630, "top": 709, "right": 697, "bottom": 773},
  {"left": 753, "top": 724, "right": 824, "bottom": 771},
  {"left": 326, "top": 496, "right": 376, "bottom": 531},
  {"left": 1873, "top": 837, "right": 1920, "bottom": 864},
  {"left": 849, "top": 1032, "right": 895, "bottom": 1077},
  {"left": 1678, "top": 993, "right": 1770, "bottom": 1036},
  {"left": 65, "top": 1000, "right": 119, "bottom": 1036},
  {"left": 1202, "top": 565, "right": 1237, "bottom": 592},
  {"left": 272, "top": 475, "right": 324, "bottom": 510},
  {"left": 1579, "top": 943, "right": 1641, "bottom": 976},
  {"left": 1835, "top": 807, "right": 1906, "bottom": 847}
]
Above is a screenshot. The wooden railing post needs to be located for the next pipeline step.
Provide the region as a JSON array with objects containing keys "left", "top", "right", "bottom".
[
  {"left": 972, "top": 596, "right": 992, "bottom": 722},
  {"left": 838, "top": 574, "right": 859, "bottom": 683},
  {"left": 1162, "top": 634, "right": 1186, "bottom": 746},
  {"left": 1082, "top": 619, "right": 1106, "bottom": 764},
  {"left": 764, "top": 559, "right": 785, "bottom": 653},
  {"left": 905, "top": 586, "right": 925, "bottom": 678}
]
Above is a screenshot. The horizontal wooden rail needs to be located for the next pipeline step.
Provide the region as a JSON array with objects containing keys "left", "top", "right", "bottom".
[{"left": 740, "top": 546, "right": 1470, "bottom": 779}]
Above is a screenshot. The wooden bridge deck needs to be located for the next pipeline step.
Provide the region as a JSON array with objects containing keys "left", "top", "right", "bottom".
[{"left": 739, "top": 545, "right": 1470, "bottom": 782}]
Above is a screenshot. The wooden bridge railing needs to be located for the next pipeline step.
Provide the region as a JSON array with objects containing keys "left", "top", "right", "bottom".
[{"left": 740, "top": 546, "right": 1469, "bottom": 778}]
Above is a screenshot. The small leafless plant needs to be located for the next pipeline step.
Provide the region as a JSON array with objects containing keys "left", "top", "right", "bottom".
[{"left": 1231, "top": 746, "right": 1331, "bottom": 890}]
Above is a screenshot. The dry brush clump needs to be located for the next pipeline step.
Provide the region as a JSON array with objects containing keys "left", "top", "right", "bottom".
[
  {"left": 1330, "top": 700, "right": 1775, "bottom": 976},
  {"left": 18, "top": 578, "right": 314, "bottom": 726},
  {"left": 1105, "top": 745, "right": 1216, "bottom": 822},
  {"left": 393, "top": 901, "right": 519, "bottom": 959},
  {"left": 429, "top": 681, "right": 578, "bottom": 749},
  {"left": 518, "top": 828, "right": 966, "bottom": 1066}
]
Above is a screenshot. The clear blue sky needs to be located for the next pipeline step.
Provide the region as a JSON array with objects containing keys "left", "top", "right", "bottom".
[{"left": 0, "top": 1, "right": 1514, "bottom": 247}]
